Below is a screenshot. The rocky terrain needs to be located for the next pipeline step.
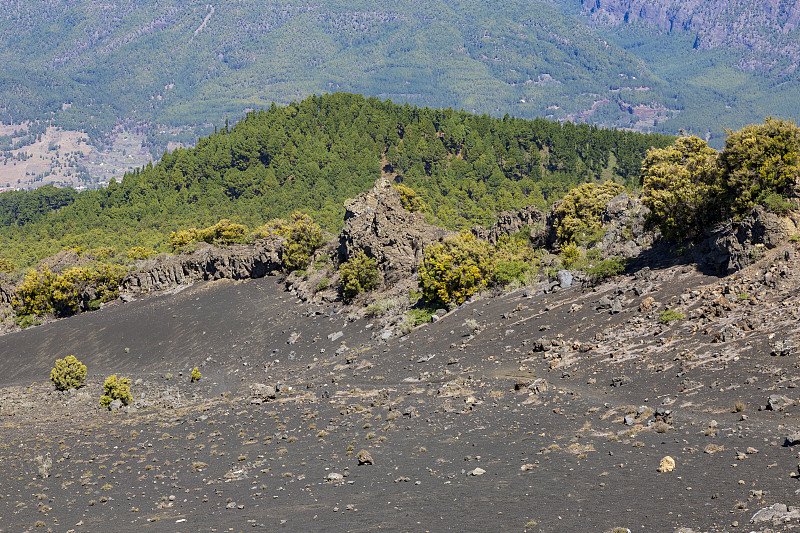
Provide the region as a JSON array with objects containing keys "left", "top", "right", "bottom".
[
  {"left": 1, "top": 183, "right": 800, "bottom": 532},
  {"left": 581, "top": 0, "right": 800, "bottom": 74}
]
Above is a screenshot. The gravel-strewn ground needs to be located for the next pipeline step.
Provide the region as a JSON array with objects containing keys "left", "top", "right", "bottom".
[{"left": 1, "top": 241, "right": 800, "bottom": 532}]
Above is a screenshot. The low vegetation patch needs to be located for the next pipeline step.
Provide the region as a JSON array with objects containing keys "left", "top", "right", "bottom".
[
  {"left": 659, "top": 309, "right": 685, "bottom": 323},
  {"left": 51, "top": 355, "right": 87, "bottom": 391},
  {"left": 339, "top": 251, "right": 381, "bottom": 302},
  {"left": 419, "top": 232, "right": 538, "bottom": 308},
  {"left": 643, "top": 118, "right": 800, "bottom": 241},
  {"left": 169, "top": 219, "right": 247, "bottom": 249},
  {"left": 13, "top": 262, "right": 125, "bottom": 317},
  {"left": 554, "top": 181, "right": 624, "bottom": 245},
  {"left": 100, "top": 374, "right": 132, "bottom": 408}
]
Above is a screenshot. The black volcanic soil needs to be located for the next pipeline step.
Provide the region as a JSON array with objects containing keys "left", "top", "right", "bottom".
[{"left": 2, "top": 243, "right": 800, "bottom": 532}]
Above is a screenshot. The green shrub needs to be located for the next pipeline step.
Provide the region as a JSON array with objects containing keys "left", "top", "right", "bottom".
[
  {"left": 13, "top": 267, "right": 55, "bottom": 316},
  {"left": 199, "top": 219, "right": 247, "bottom": 244},
  {"left": 720, "top": 117, "right": 800, "bottom": 216},
  {"left": 364, "top": 298, "right": 398, "bottom": 317},
  {"left": 251, "top": 218, "right": 288, "bottom": 239},
  {"left": 339, "top": 251, "right": 381, "bottom": 302},
  {"left": 126, "top": 246, "right": 156, "bottom": 260},
  {"left": 316, "top": 277, "right": 331, "bottom": 292},
  {"left": 277, "top": 212, "right": 324, "bottom": 272},
  {"left": 169, "top": 229, "right": 197, "bottom": 249},
  {"left": 393, "top": 183, "right": 426, "bottom": 212},
  {"left": 493, "top": 259, "right": 530, "bottom": 286},
  {"left": 51, "top": 355, "right": 87, "bottom": 391},
  {"left": 169, "top": 219, "right": 248, "bottom": 249},
  {"left": 0, "top": 257, "right": 17, "bottom": 273},
  {"left": 641, "top": 136, "right": 721, "bottom": 241},
  {"left": 314, "top": 253, "right": 331, "bottom": 267},
  {"left": 14, "top": 314, "right": 40, "bottom": 329},
  {"left": 559, "top": 242, "right": 581, "bottom": 268},
  {"left": 586, "top": 256, "right": 627, "bottom": 281},
  {"left": 418, "top": 232, "right": 493, "bottom": 307},
  {"left": 190, "top": 367, "right": 202, "bottom": 383},
  {"left": 14, "top": 263, "right": 126, "bottom": 317},
  {"left": 659, "top": 309, "right": 685, "bottom": 324},
  {"left": 554, "top": 181, "right": 624, "bottom": 245},
  {"left": 99, "top": 374, "right": 132, "bottom": 408},
  {"left": 757, "top": 190, "right": 795, "bottom": 215},
  {"left": 90, "top": 247, "right": 117, "bottom": 261},
  {"left": 644, "top": 119, "right": 800, "bottom": 242},
  {"left": 400, "top": 308, "right": 436, "bottom": 333}
]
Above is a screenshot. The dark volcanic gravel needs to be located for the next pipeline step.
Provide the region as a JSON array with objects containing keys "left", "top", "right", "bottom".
[{"left": 2, "top": 243, "right": 800, "bottom": 532}]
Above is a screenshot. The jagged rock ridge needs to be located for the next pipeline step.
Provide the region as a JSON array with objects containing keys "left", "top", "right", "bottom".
[{"left": 337, "top": 179, "right": 450, "bottom": 286}]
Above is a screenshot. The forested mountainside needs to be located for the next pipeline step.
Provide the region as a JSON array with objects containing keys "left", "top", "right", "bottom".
[
  {"left": 0, "top": 93, "right": 672, "bottom": 267},
  {"left": 1, "top": 0, "right": 797, "bottom": 185},
  {"left": 0, "top": 0, "right": 671, "bottom": 148},
  {"left": 556, "top": 0, "right": 800, "bottom": 143}
]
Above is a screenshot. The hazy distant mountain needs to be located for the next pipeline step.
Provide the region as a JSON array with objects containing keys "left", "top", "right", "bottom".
[
  {"left": 0, "top": 0, "right": 674, "bottom": 138},
  {"left": 0, "top": 0, "right": 798, "bottom": 157},
  {"left": 579, "top": 0, "right": 800, "bottom": 75}
]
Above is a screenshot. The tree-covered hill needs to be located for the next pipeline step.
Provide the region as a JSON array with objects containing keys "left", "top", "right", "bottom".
[{"left": 0, "top": 93, "right": 673, "bottom": 267}]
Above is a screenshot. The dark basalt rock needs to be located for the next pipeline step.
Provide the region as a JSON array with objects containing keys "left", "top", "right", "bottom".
[
  {"left": 120, "top": 236, "right": 284, "bottom": 294},
  {"left": 472, "top": 204, "right": 555, "bottom": 249},
  {"left": 696, "top": 206, "right": 799, "bottom": 273},
  {"left": 338, "top": 178, "right": 450, "bottom": 286}
]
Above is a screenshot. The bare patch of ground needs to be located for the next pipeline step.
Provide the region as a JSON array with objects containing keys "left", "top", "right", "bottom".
[{"left": 1, "top": 240, "right": 800, "bottom": 532}]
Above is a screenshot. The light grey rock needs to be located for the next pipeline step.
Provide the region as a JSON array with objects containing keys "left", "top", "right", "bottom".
[
  {"left": 557, "top": 270, "right": 573, "bottom": 288},
  {"left": 767, "top": 394, "right": 793, "bottom": 411},
  {"left": 751, "top": 503, "right": 800, "bottom": 523},
  {"left": 251, "top": 383, "right": 277, "bottom": 403},
  {"left": 784, "top": 432, "right": 800, "bottom": 446}
]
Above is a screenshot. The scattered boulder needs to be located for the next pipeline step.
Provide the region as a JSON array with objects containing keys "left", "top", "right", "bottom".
[
  {"left": 751, "top": 503, "right": 800, "bottom": 523},
  {"left": 472, "top": 204, "right": 554, "bottom": 249},
  {"left": 766, "top": 394, "right": 793, "bottom": 411},
  {"left": 784, "top": 431, "right": 800, "bottom": 447},
  {"left": 527, "top": 378, "right": 549, "bottom": 395},
  {"left": 356, "top": 449, "right": 374, "bottom": 465},
  {"left": 599, "top": 193, "right": 657, "bottom": 259},
  {"left": 0, "top": 276, "right": 14, "bottom": 307},
  {"left": 557, "top": 270, "right": 573, "bottom": 288},
  {"left": 611, "top": 376, "right": 631, "bottom": 387},
  {"left": 326, "top": 472, "right": 344, "bottom": 482},
  {"left": 654, "top": 408, "right": 673, "bottom": 425},
  {"left": 250, "top": 384, "right": 277, "bottom": 404},
  {"left": 771, "top": 339, "right": 795, "bottom": 357},
  {"left": 468, "top": 467, "right": 486, "bottom": 476},
  {"left": 639, "top": 296, "right": 656, "bottom": 312},
  {"left": 698, "top": 206, "right": 797, "bottom": 273},
  {"left": 657, "top": 456, "right": 676, "bottom": 473},
  {"left": 108, "top": 399, "right": 123, "bottom": 411}
]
